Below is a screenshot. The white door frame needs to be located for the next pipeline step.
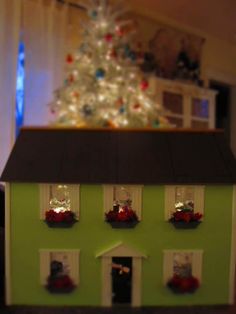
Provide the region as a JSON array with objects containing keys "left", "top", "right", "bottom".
[{"left": 96, "top": 242, "right": 147, "bottom": 307}]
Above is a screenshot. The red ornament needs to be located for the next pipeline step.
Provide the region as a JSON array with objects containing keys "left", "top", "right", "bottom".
[
  {"left": 66, "top": 54, "right": 73, "bottom": 64},
  {"left": 133, "top": 103, "right": 141, "bottom": 110},
  {"left": 116, "top": 97, "right": 123, "bottom": 107},
  {"left": 68, "top": 74, "right": 74, "bottom": 83},
  {"left": 110, "top": 49, "right": 117, "bottom": 58},
  {"left": 140, "top": 79, "right": 149, "bottom": 91},
  {"left": 104, "top": 33, "right": 113, "bottom": 42}
]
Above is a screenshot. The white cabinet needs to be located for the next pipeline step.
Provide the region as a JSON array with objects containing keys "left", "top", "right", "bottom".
[{"left": 150, "top": 77, "right": 217, "bottom": 129}]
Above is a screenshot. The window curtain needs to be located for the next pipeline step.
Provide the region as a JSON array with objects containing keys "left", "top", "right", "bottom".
[
  {"left": 0, "top": 0, "right": 22, "bottom": 175},
  {"left": 23, "top": 0, "right": 68, "bottom": 126}
]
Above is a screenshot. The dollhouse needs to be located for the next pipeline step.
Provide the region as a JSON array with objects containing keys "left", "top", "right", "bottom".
[{"left": 1, "top": 127, "right": 236, "bottom": 307}]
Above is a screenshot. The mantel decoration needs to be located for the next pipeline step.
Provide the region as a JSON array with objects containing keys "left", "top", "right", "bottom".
[
  {"left": 167, "top": 274, "right": 199, "bottom": 294},
  {"left": 169, "top": 201, "right": 202, "bottom": 229},
  {"left": 46, "top": 260, "right": 76, "bottom": 293},
  {"left": 45, "top": 185, "right": 78, "bottom": 228},
  {"left": 105, "top": 196, "right": 139, "bottom": 228}
]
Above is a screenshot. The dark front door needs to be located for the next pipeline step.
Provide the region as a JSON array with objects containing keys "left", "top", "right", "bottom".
[{"left": 112, "top": 257, "right": 132, "bottom": 305}]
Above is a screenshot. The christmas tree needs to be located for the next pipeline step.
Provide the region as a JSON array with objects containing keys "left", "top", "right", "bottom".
[{"left": 50, "top": 0, "right": 170, "bottom": 128}]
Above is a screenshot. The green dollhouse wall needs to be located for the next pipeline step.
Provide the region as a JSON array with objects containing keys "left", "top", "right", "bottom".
[{"left": 9, "top": 183, "right": 233, "bottom": 306}]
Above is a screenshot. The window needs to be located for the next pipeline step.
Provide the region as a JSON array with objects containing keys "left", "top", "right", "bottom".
[
  {"left": 103, "top": 185, "right": 143, "bottom": 219},
  {"left": 39, "top": 249, "right": 80, "bottom": 289},
  {"left": 163, "top": 249, "right": 203, "bottom": 285},
  {"left": 191, "top": 97, "right": 209, "bottom": 129},
  {"left": 164, "top": 185, "right": 204, "bottom": 220},
  {"left": 39, "top": 184, "right": 80, "bottom": 220}
]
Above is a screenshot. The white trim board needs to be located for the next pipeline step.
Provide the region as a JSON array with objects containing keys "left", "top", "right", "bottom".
[
  {"left": 97, "top": 242, "right": 146, "bottom": 307},
  {"left": 229, "top": 185, "right": 236, "bottom": 304},
  {"left": 5, "top": 183, "right": 11, "bottom": 305}
]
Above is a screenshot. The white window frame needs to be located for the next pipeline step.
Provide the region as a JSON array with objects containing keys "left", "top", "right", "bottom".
[
  {"left": 39, "top": 184, "right": 80, "bottom": 220},
  {"left": 164, "top": 185, "right": 205, "bottom": 220},
  {"left": 163, "top": 249, "right": 203, "bottom": 285},
  {"left": 103, "top": 185, "right": 143, "bottom": 219},
  {"left": 39, "top": 249, "right": 80, "bottom": 286}
]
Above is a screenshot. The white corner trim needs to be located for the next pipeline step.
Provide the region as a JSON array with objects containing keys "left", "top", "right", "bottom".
[
  {"left": 5, "top": 183, "right": 11, "bottom": 305},
  {"left": 229, "top": 185, "right": 236, "bottom": 304}
]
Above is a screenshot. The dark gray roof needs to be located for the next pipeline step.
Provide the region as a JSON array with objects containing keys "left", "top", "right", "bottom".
[{"left": 1, "top": 127, "right": 236, "bottom": 184}]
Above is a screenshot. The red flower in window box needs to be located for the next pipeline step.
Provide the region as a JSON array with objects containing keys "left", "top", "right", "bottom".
[
  {"left": 167, "top": 274, "right": 199, "bottom": 293},
  {"left": 45, "top": 210, "right": 77, "bottom": 228},
  {"left": 105, "top": 207, "right": 139, "bottom": 228},
  {"left": 169, "top": 210, "right": 202, "bottom": 229},
  {"left": 105, "top": 208, "right": 138, "bottom": 222},
  {"left": 46, "top": 275, "right": 76, "bottom": 293}
]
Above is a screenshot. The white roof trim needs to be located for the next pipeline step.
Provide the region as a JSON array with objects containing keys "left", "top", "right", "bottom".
[{"left": 96, "top": 242, "right": 147, "bottom": 258}]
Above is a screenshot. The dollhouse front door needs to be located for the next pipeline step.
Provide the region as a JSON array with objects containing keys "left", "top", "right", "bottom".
[
  {"left": 96, "top": 242, "right": 147, "bottom": 307},
  {"left": 112, "top": 257, "right": 132, "bottom": 305}
]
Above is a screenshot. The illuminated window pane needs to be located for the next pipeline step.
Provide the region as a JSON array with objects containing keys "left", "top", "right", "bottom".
[
  {"left": 114, "top": 186, "right": 131, "bottom": 203},
  {"left": 15, "top": 41, "right": 25, "bottom": 137},
  {"left": 192, "top": 98, "right": 209, "bottom": 118},
  {"left": 173, "top": 252, "right": 193, "bottom": 278},
  {"left": 175, "top": 186, "right": 194, "bottom": 210},
  {"left": 49, "top": 184, "right": 71, "bottom": 213},
  {"left": 113, "top": 186, "right": 133, "bottom": 211},
  {"left": 50, "top": 252, "right": 70, "bottom": 276}
]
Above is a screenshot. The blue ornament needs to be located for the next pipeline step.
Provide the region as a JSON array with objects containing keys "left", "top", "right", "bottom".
[
  {"left": 119, "top": 106, "right": 125, "bottom": 114},
  {"left": 128, "top": 50, "right": 137, "bottom": 61},
  {"left": 95, "top": 68, "right": 105, "bottom": 79},
  {"left": 90, "top": 10, "right": 98, "bottom": 19},
  {"left": 124, "top": 44, "right": 131, "bottom": 57}
]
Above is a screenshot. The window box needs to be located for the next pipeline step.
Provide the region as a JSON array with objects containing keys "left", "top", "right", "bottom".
[
  {"left": 108, "top": 220, "right": 139, "bottom": 229},
  {"left": 167, "top": 274, "right": 199, "bottom": 293},
  {"left": 45, "top": 210, "right": 78, "bottom": 228},
  {"left": 169, "top": 219, "right": 201, "bottom": 229},
  {"left": 46, "top": 275, "right": 76, "bottom": 293},
  {"left": 105, "top": 208, "right": 139, "bottom": 228},
  {"left": 169, "top": 208, "right": 202, "bottom": 229}
]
